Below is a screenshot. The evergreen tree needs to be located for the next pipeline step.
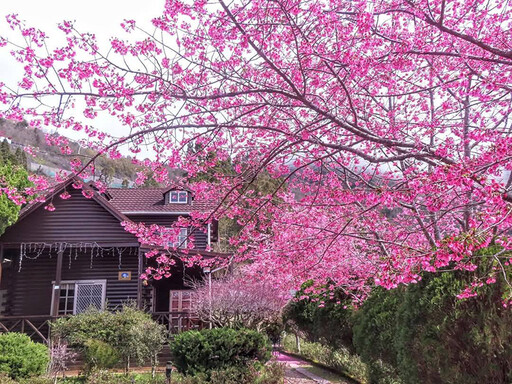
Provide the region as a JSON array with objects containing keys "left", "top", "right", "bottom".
[{"left": 0, "top": 140, "right": 31, "bottom": 234}]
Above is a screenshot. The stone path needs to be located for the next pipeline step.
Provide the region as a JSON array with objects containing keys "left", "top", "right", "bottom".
[{"left": 276, "top": 352, "right": 332, "bottom": 384}]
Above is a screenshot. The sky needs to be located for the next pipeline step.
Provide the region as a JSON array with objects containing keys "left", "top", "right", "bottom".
[
  {"left": 0, "top": 0, "right": 165, "bottom": 87},
  {"left": 0, "top": 0, "right": 167, "bottom": 156}
]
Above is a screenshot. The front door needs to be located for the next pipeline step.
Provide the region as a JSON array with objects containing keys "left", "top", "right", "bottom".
[{"left": 169, "top": 290, "right": 197, "bottom": 333}]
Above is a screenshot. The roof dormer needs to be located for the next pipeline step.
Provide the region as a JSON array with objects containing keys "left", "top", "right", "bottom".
[{"left": 163, "top": 186, "right": 191, "bottom": 205}]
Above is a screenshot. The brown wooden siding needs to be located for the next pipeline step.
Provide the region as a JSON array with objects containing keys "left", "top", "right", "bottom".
[
  {"left": 126, "top": 214, "right": 208, "bottom": 250},
  {"left": 0, "top": 189, "right": 138, "bottom": 246},
  {"left": 2, "top": 247, "right": 140, "bottom": 316}
]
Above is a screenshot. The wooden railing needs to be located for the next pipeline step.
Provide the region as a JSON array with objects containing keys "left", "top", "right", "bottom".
[
  {"left": 0, "top": 315, "right": 59, "bottom": 344},
  {"left": 152, "top": 311, "right": 204, "bottom": 336},
  {"left": 0, "top": 311, "right": 203, "bottom": 344}
]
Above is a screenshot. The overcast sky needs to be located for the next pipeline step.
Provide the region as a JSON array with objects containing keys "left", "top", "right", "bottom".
[
  {"left": 0, "top": 0, "right": 165, "bottom": 87},
  {"left": 0, "top": 1, "right": 167, "bottom": 157}
]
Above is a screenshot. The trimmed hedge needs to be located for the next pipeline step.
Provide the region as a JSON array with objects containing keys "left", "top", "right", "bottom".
[
  {"left": 0, "top": 333, "right": 49, "bottom": 379},
  {"left": 170, "top": 327, "right": 272, "bottom": 376}
]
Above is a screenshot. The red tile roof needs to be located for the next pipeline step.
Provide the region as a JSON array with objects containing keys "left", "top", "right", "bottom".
[{"left": 106, "top": 188, "right": 216, "bottom": 214}]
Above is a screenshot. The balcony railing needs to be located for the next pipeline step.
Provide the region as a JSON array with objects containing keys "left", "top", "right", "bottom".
[
  {"left": 151, "top": 311, "right": 204, "bottom": 336},
  {"left": 0, "top": 315, "right": 57, "bottom": 344},
  {"left": 0, "top": 311, "right": 203, "bottom": 344}
]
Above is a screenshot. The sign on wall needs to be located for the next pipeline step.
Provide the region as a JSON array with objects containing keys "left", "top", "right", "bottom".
[{"left": 118, "top": 271, "right": 132, "bottom": 281}]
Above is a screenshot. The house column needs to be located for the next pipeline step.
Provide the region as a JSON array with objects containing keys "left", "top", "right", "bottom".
[
  {"left": 0, "top": 245, "right": 3, "bottom": 287},
  {"left": 137, "top": 248, "right": 143, "bottom": 310},
  {"left": 51, "top": 244, "right": 64, "bottom": 317}
]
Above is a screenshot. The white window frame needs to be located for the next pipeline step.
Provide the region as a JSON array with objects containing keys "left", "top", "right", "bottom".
[
  {"left": 51, "top": 280, "right": 107, "bottom": 315},
  {"left": 168, "top": 191, "right": 188, "bottom": 204},
  {"left": 168, "top": 228, "right": 188, "bottom": 249}
]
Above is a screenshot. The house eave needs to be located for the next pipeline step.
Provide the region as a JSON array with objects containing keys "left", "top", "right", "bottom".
[{"left": 122, "top": 211, "right": 191, "bottom": 215}]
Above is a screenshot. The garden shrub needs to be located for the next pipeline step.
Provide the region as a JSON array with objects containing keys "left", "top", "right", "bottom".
[
  {"left": 0, "top": 333, "right": 49, "bottom": 379},
  {"left": 18, "top": 378, "right": 53, "bottom": 384},
  {"left": 352, "top": 264, "right": 512, "bottom": 384},
  {"left": 286, "top": 249, "right": 512, "bottom": 384},
  {"left": 130, "top": 373, "right": 167, "bottom": 384},
  {"left": 52, "top": 304, "right": 166, "bottom": 371},
  {"left": 84, "top": 339, "right": 120, "bottom": 371},
  {"left": 170, "top": 327, "right": 272, "bottom": 376}
]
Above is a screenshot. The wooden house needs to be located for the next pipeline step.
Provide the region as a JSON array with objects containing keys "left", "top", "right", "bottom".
[{"left": 0, "top": 177, "right": 225, "bottom": 342}]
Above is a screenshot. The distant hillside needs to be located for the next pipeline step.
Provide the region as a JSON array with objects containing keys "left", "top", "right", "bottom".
[{"left": 0, "top": 119, "right": 142, "bottom": 186}]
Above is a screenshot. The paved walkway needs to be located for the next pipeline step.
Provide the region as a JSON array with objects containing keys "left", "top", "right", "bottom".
[{"left": 276, "top": 352, "right": 332, "bottom": 384}]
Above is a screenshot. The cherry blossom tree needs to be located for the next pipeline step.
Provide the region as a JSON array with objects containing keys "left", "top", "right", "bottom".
[
  {"left": 189, "top": 274, "right": 286, "bottom": 330},
  {"left": 1, "top": 0, "right": 512, "bottom": 301}
]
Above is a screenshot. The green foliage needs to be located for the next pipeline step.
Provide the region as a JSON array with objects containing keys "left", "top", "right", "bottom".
[
  {"left": 170, "top": 327, "right": 272, "bottom": 376},
  {"left": 82, "top": 369, "right": 132, "bottom": 384},
  {"left": 283, "top": 280, "right": 354, "bottom": 350},
  {"left": 286, "top": 253, "right": 512, "bottom": 384},
  {"left": 352, "top": 268, "right": 512, "bottom": 384},
  {"left": 0, "top": 375, "right": 57, "bottom": 384},
  {"left": 0, "top": 139, "right": 31, "bottom": 235},
  {"left": 254, "top": 361, "right": 286, "bottom": 384},
  {"left": 173, "top": 362, "right": 284, "bottom": 384},
  {"left": 18, "top": 377, "right": 54, "bottom": 384},
  {"left": 208, "top": 366, "right": 257, "bottom": 384},
  {"left": 351, "top": 287, "right": 403, "bottom": 383},
  {"left": 0, "top": 333, "right": 49, "bottom": 379},
  {"left": 52, "top": 309, "right": 119, "bottom": 347},
  {"left": 52, "top": 305, "right": 166, "bottom": 371},
  {"left": 84, "top": 340, "right": 120, "bottom": 371}
]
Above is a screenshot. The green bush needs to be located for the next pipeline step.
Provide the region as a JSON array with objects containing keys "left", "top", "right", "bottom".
[
  {"left": 52, "top": 304, "right": 166, "bottom": 371},
  {"left": 352, "top": 266, "right": 512, "bottom": 384},
  {"left": 0, "top": 333, "right": 49, "bottom": 379},
  {"left": 84, "top": 340, "right": 120, "bottom": 371},
  {"left": 170, "top": 327, "right": 272, "bottom": 376},
  {"left": 18, "top": 377, "right": 53, "bottom": 384}
]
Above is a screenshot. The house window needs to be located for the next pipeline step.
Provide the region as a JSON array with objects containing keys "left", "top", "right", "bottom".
[
  {"left": 51, "top": 280, "right": 106, "bottom": 315},
  {"left": 169, "top": 228, "right": 188, "bottom": 248},
  {"left": 56, "top": 283, "right": 75, "bottom": 315},
  {"left": 169, "top": 191, "right": 188, "bottom": 204}
]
